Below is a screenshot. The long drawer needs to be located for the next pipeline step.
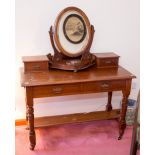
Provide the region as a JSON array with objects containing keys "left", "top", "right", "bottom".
[
  {"left": 33, "top": 84, "right": 82, "bottom": 98},
  {"left": 82, "top": 80, "right": 126, "bottom": 93},
  {"left": 32, "top": 80, "right": 126, "bottom": 98}
]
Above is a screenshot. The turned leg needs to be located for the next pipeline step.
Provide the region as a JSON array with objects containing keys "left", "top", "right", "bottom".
[
  {"left": 26, "top": 105, "right": 28, "bottom": 121},
  {"left": 118, "top": 91, "right": 129, "bottom": 140},
  {"left": 27, "top": 104, "right": 36, "bottom": 150},
  {"left": 25, "top": 95, "right": 28, "bottom": 122},
  {"left": 26, "top": 105, "right": 29, "bottom": 130},
  {"left": 26, "top": 104, "right": 29, "bottom": 123},
  {"left": 26, "top": 87, "right": 36, "bottom": 150},
  {"left": 106, "top": 92, "right": 113, "bottom": 111}
]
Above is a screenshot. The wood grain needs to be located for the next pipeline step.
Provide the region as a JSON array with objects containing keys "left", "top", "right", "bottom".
[
  {"left": 15, "top": 109, "right": 120, "bottom": 127},
  {"left": 20, "top": 66, "right": 135, "bottom": 87}
]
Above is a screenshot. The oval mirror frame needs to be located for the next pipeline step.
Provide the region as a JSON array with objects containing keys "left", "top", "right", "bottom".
[{"left": 54, "top": 7, "right": 91, "bottom": 57}]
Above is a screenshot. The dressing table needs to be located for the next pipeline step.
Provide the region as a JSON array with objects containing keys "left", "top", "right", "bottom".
[
  {"left": 20, "top": 7, "right": 136, "bottom": 150},
  {"left": 20, "top": 61, "right": 135, "bottom": 150}
]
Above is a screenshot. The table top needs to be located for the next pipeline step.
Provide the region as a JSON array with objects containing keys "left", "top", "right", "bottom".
[
  {"left": 22, "top": 55, "right": 49, "bottom": 62},
  {"left": 93, "top": 52, "right": 120, "bottom": 58},
  {"left": 20, "top": 66, "right": 136, "bottom": 87}
]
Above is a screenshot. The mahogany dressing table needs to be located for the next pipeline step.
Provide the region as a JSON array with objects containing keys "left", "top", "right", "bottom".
[
  {"left": 20, "top": 59, "right": 135, "bottom": 150},
  {"left": 20, "top": 7, "right": 136, "bottom": 150}
]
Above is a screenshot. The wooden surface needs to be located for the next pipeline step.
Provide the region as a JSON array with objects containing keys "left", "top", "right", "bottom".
[
  {"left": 22, "top": 55, "right": 49, "bottom": 62},
  {"left": 23, "top": 55, "right": 49, "bottom": 73},
  {"left": 20, "top": 65, "right": 135, "bottom": 150},
  {"left": 24, "top": 62, "right": 49, "bottom": 72},
  {"left": 20, "top": 66, "right": 135, "bottom": 87},
  {"left": 93, "top": 52, "right": 120, "bottom": 58},
  {"left": 16, "top": 109, "right": 120, "bottom": 127}
]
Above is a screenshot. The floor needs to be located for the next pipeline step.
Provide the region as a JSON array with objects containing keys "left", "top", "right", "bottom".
[{"left": 16, "top": 120, "right": 136, "bottom": 155}]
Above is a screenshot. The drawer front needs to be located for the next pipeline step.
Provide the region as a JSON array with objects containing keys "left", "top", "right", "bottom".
[
  {"left": 24, "top": 62, "right": 48, "bottom": 72},
  {"left": 33, "top": 81, "right": 126, "bottom": 98},
  {"left": 83, "top": 80, "right": 125, "bottom": 93},
  {"left": 96, "top": 58, "right": 118, "bottom": 68},
  {"left": 33, "top": 84, "right": 82, "bottom": 98}
]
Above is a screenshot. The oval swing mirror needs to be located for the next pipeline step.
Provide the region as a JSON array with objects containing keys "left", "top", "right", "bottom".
[{"left": 54, "top": 7, "right": 91, "bottom": 57}]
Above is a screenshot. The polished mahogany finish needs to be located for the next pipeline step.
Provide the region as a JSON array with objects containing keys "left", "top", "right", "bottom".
[
  {"left": 20, "top": 63, "right": 135, "bottom": 150},
  {"left": 94, "top": 52, "right": 119, "bottom": 68},
  {"left": 15, "top": 109, "right": 120, "bottom": 127},
  {"left": 21, "top": 66, "right": 135, "bottom": 86},
  {"left": 23, "top": 55, "right": 49, "bottom": 73}
]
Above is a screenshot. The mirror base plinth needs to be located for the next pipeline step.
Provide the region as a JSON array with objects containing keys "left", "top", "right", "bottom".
[{"left": 47, "top": 53, "right": 96, "bottom": 72}]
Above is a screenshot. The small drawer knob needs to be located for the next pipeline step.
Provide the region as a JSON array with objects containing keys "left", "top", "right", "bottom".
[
  {"left": 52, "top": 87, "right": 63, "bottom": 94},
  {"left": 32, "top": 65, "right": 41, "bottom": 70},
  {"left": 105, "top": 60, "right": 112, "bottom": 64},
  {"left": 101, "top": 83, "right": 109, "bottom": 88}
]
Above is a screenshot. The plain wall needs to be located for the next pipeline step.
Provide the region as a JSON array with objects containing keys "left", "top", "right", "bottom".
[{"left": 15, "top": 0, "right": 140, "bottom": 119}]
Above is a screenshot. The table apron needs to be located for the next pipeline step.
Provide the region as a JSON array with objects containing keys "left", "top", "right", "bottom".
[{"left": 32, "top": 80, "right": 127, "bottom": 98}]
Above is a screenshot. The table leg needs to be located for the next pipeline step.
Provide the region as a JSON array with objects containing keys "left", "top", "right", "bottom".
[
  {"left": 25, "top": 105, "right": 29, "bottom": 130},
  {"left": 26, "top": 105, "right": 28, "bottom": 121},
  {"left": 26, "top": 87, "right": 36, "bottom": 150},
  {"left": 27, "top": 104, "right": 36, "bottom": 150},
  {"left": 106, "top": 92, "right": 112, "bottom": 111},
  {"left": 118, "top": 90, "right": 129, "bottom": 140}
]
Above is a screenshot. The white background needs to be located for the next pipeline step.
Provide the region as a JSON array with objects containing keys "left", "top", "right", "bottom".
[{"left": 15, "top": 0, "right": 140, "bottom": 119}]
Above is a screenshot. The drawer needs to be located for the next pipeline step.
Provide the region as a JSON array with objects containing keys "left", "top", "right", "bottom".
[
  {"left": 93, "top": 53, "right": 119, "bottom": 68},
  {"left": 22, "top": 55, "right": 49, "bottom": 72},
  {"left": 96, "top": 58, "right": 119, "bottom": 68},
  {"left": 24, "top": 61, "right": 49, "bottom": 72},
  {"left": 33, "top": 84, "right": 82, "bottom": 98},
  {"left": 83, "top": 80, "right": 126, "bottom": 93}
]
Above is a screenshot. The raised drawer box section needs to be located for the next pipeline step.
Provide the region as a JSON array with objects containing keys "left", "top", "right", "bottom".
[
  {"left": 22, "top": 55, "right": 49, "bottom": 73},
  {"left": 93, "top": 52, "right": 120, "bottom": 68}
]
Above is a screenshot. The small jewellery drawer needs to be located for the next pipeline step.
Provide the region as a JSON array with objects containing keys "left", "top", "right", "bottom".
[
  {"left": 22, "top": 55, "right": 49, "bottom": 72},
  {"left": 83, "top": 80, "right": 125, "bottom": 93},
  {"left": 33, "top": 84, "right": 81, "bottom": 98},
  {"left": 95, "top": 58, "right": 119, "bottom": 68},
  {"left": 24, "top": 62, "right": 49, "bottom": 72},
  {"left": 93, "top": 53, "right": 119, "bottom": 68},
  {"left": 97, "top": 58, "right": 118, "bottom": 68}
]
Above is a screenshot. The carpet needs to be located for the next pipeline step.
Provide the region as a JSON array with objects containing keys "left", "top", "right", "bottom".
[{"left": 16, "top": 120, "right": 135, "bottom": 155}]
